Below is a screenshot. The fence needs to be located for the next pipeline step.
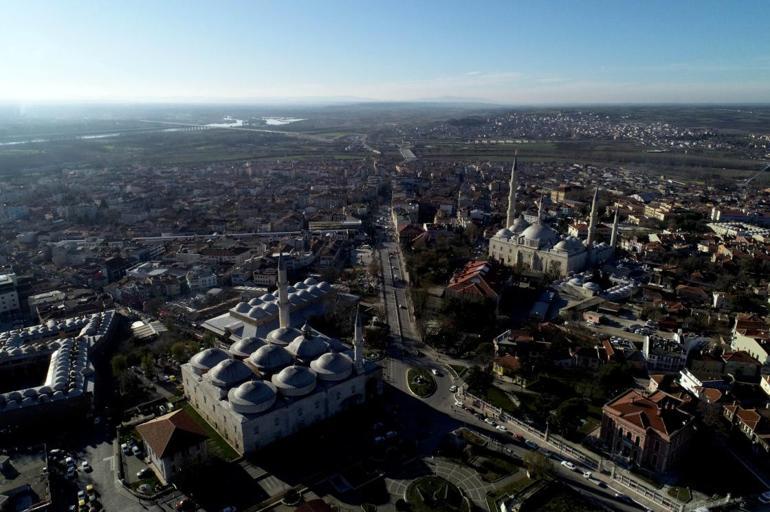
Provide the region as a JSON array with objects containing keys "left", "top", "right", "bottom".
[{"left": 460, "top": 389, "right": 684, "bottom": 512}]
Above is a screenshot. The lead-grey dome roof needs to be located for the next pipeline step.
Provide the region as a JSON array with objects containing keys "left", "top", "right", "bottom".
[
  {"left": 265, "top": 326, "right": 301, "bottom": 346},
  {"left": 229, "top": 336, "right": 265, "bottom": 357},
  {"left": 521, "top": 221, "right": 559, "bottom": 248},
  {"left": 189, "top": 348, "right": 230, "bottom": 371},
  {"left": 249, "top": 344, "right": 292, "bottom": 373},
  {"left": 510, "top": 215, "right": 530, "bottom": 234},
  {"left": 310, "top": 352, "right": 353, "bottom": 381},
  {"left": 228, "top": 380, "right": 277, "bottom": 414},
  {"left": 205, "top": 359, "right": 253, "bottom": 388},
  {"left": 271, "top": 365, "right": 317, "bottom": 397},
  {"left": 287, "top": 333, "right": 329, "bottom": 362}
]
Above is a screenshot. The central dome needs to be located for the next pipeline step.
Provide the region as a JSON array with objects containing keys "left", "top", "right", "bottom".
[
  {"left": 510, "top": 215, "right": 530, "bottom": 234},
  {"left": 271, "top": 365, "right": 317, "bottom": 396},
  {"left": 521, "top": 221, "right": 559, "bottom": 248}
]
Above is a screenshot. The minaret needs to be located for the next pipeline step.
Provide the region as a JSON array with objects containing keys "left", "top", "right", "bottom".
[
  {"left": 610, "top": 206, "right": 619, "bottom": 249},
  {"left": 537, "top": 194, "right": 545, "bottom": 221},
  {"left": 505, "top": 154, "right": 518, "bottom": 228},
  {"left": 277, "top": 254, "right": 290, "bottom": 329},
  {"left": 586, "top": 187, "right": 599, "bottom": 247},
  {"left": 353, "top": 307, "right": 364, "bottom": 372}
]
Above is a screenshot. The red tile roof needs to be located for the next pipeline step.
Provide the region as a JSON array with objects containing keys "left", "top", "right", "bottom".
[
  {"left": 446, "top": 260, "right": 499, "bottom": 300},
  {"left": 136, "top": 409, "right": 208, "bottom": 459},
  {"left": 604, "top": 389, "right": 692, "bottom": 440}
]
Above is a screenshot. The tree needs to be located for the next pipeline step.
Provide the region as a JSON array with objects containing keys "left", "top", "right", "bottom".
[
  {"left": 171, "top": 341, "right": 189, "bottom": 362},
  {"left": 523, "top": 451, "right": 552, "bottom": 480},
  {"left": 551, "top": 398, "right": 588, "bottom": 437},
  {"left": 465, "top": 366, "right": 492, "bottom": 394},
  {"left": 597, "top": 362, "right": 633, "bottom": 398},
  {"left": 111, "top": 354, "right": 128, "bottom": 378},
  {"left": 141, "top": 352, "right": 156, "bottom": 377}
]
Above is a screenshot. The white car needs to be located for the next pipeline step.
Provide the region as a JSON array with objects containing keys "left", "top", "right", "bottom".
[
  {"left": 760, "top": 491, "right": 770, "bottom": 504},
  {"left": 560, "top": 460, "right": 576, "bottom": 470},
  {"left": 495, "top": 425, "right": 507, "bottom": 432},
  {"left": 449, "top": 385, "right": 458, "bottom": 393},
  {"left": 80, "top": 461, "right": 91, "bottom": 472},
  {"left": 582, "top": 471, "right": 592, "bottom": 479},
  {"left": 483, "top": 418, "right": 495, "bottom": 425},
  {"left": 430, "top": 369, "right": 439, "bottom": 376}
]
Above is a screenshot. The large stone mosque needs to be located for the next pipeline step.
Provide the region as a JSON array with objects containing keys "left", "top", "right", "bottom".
[
  {"left": 182, "top": 257, "right": 382, "bottom": 455},
  {"left": 488, "top": 156, "right": 618, "bottom": 276}
]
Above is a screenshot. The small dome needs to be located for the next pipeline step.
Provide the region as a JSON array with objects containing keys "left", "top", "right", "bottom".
[
  {"left": 286, "top": 286, "right": 296, "bottom": 294},
  {"left": 583, "top": 281, "right": 602, "bottom": 291},
  {"left": 266, "top": 326, "right": 301, "bottom": 346},
  {"left": 233, "top": 302, "right": 250, "bottom": 313},
  {"left": 287, "top": 333, "right": 329, "bottom": 361},
  {"left": 248, "top": 297, "right": 262, "bottom": 306},
  {"left": 229, "top": 336, "right": 265, "bottom": 357},
  {"left": 261, "top": 303, "right": 279, "bottom": 315},
  {"left": 249, "top": 344, "right": 292, "bottom": 373},
  {"left": 293, "top": 281, "right": 307, "bottom": 290},
  {"left": 495, "top": 228, "right": 513, "bottom": 239},
  {"left": 310, "top": 352, "right": 353, "bottom": 381},
  {"left": 248, "top": 307, "right": 267, "bottom": 319},
  {"left": 272, "top": 365, "right": 317, "bottom": 396},
  {"left": 317, "top": 282, "right": 331, "bottom": 292},
  {"left": 228, "top": 380, "right": 277, "bottom": 414},
  {"left": 304, "top": 277, "right": 319, "bottom": 286},
  {"left": 205, "top": 359, "right": 253, "bottom": 388},
  {"left": 189, "top": 348, "right": 230, "bottom": 371},
  {"left": 259, "top": 293, "right": 275, "bottom": 302}
]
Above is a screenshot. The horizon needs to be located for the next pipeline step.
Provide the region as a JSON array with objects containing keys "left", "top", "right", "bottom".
[{"left": 2, "top": 0, "right": 769, "bottom": 104}]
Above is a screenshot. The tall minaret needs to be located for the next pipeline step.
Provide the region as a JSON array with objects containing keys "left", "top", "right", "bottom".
[
  {"left": 353, "top": 307, "right": 364, "bottom": 371},
  {"left": 505, "top": 154, "right": 518, "bottom": 228},
  {"left": 586, "top": 187, "right": 599, "bottom": 247},
  {"left": 277, "top": 253, "right": 290, "bottom": 329},
  {"left": 610, "top": 206, "right": 619, "bottom": 249},
  {"left": 537, "top": 194, "right": 545, "bottom": 221}
]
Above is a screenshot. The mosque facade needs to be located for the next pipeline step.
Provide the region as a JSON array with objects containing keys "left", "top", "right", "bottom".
[
  {"left": 182, "top": 258, "right": 381, "bottom": 455},
  {"left": 488, "top": 157, "right": 617, "bottom": 276}
]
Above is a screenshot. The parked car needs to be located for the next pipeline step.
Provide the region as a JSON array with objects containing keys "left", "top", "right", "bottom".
[
  {"left": 449, "top": 385, "right": 457, "bottom": 393},
  {"left": 131, "top": 445, "right": 143, "bottom": 457},
  {"left": 560, "top": 460, "right": 576, "bottom": 470},
  {"left": 495, "top": 425, "right": 507, "bottom": 432},
  {"left": 524, "top": 440, "right": 539, "bottom": 450},
  {"left": 80, "top": 461, "right": 91, "bottom": 472},
  {"left": 483, "top": 418, "right": 495, "bottom": 425},
  {"left": 137, "top": 467, "right": 152, "bottom": 479},
  {"left": 582, "top": 471, "right": 592, "bottom": 479},
  {"left": 120, "top": 443, "right": 130, "bottom": 455}
]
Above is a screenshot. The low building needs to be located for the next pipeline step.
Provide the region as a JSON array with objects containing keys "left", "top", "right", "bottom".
[
  {"left": 731, "top": 314, "right": 770, "bottom": 365},
  {"left": 723, "top": 403, "right": 770, "bottom": 454},
  {"left": 601, "top": 389, "right": 695, "bottom": 473},
  {"left": 0, "top": 274, "right": 20, "bottom": 316},
  {"left": 445, "top": 260, "right": 501, "bottom": 303},
  {"left": 136, "top": 409, "right": 208, "bottom": 484}
]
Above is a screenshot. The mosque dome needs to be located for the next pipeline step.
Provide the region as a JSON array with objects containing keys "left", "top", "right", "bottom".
[
  {"left": 310, "top": 352, "right": 353, "bottom": 381},
  {"left": 265, "top": 326, "right": 302, "bottom": 346},
  {"left": 228, "top": 380, "right": 277, "bottom": 414},
  {"left": 205, "top": 359, "right": 253, "bottom": 388},
  {"left": 248, "top": 307, "right": 267, "bottom": 319},
  {"left": 510, "top": 215, "right": 530, "bottom": 234},
  {"left": 304, "top": 277, "right": 319, "bottom": 286},
  {"left": 189, "top": 348, "right": 230, "bottom": 371},
  {"left": 261, "top": 303, "right": 279, "bottom": 315},
  {"left": 259, "top": 293, "right": 275, "bottom": 302},
  {"left": 495, "top": 228, "right": 513, "bottom": 239},
  {"left": 248, "top": 297, "right": 263, "bottom": 306},
  {"left": 271, "top": 365, "right": 317, "bottom": 397},
  {"left": 249, "top": 344, "right": 292, "bottom": 373},
  {"left": 233, "top": 302, "right": 250, "bottom": 314},
  {"left": 287, "top": 332, "right": 329, "bottom": 361},
  {"left": 521, "top": 222, "right": 559, "bottom": 248},
  {"left": 554, "top": 237, "right": 586, "bottom": 254},
  {"left": 317, "top": 282, "right": 331, "bottom": 292},
  {"left": 229, "top": 336, "right": 265, "bottom": 358}
]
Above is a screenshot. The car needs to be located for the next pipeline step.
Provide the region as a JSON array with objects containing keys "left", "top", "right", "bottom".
[
  {"left": 85, "top": 484, "right": 95, "bottom": 494},
  {"left": 483, "top": 418, "right": 495, "bottom": 425},
  {"left": 138, "top": 484, "right": 152, "bottom": 495},
  {"left": 80, "top": 461, "right": 91, "bottom": 472},
  {"left": 49, "top": 448, "right": 62, "bottom": 457},
  {"left": 524, "top": 440, "right": 539, "bottom": 450},
  {"left": 582, "top": 471, "right": 592, "bottom": 479},
  {"left": 65, "top": 467, "right": 76, "bottom": 479},
  {"left": 560, "top": 460, "right": 576, "bottom": 470},
  {"left": 759, "top": 491, "right": 770, "bottom": 504},
  {"left": 120, "top": 443, "right": 130, "bottom": 455},
  {"left": 430, "top": 369, "right": 439, "bottom": 376},
  {"left": 176, "top": 498, "right": 196, "bottom": 511},
  {"left": 495, "top": 425, "right": 507, "bottom": 432},
  {"left": 65, "top": 456, "right": 75, "bottom": 467},
  {"left": 454, "top": 400, "right": 463, "bottom": 407},
  {"left": 131, "top": 445, "right": 143, "bottom": 457},
  {"left": 385, "top": 430, "right": 398, "bottom": 439},
  {"left": 449, "top": 385, "right": 458, "bottom": 393},
  {"left": 137, "top": 467, "right": 152, "bottom": 479},
  {"left": 78, "top": 490, "right": 86, "bottom": 500},
  {"left": 399, "top": 305, "right": 406, "bottom": 310}
]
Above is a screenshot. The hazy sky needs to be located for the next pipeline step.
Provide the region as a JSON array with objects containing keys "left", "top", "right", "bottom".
[{"left": 1, "top": 0, "right": 769, "bottom": 104}]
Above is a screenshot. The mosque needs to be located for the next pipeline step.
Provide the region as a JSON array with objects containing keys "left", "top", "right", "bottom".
[
  {"left": 488, "top": 156, "right": 618, "bottom": 276},
  {"left": 182, "top": 257, "right": 382, "bottom": 455}
]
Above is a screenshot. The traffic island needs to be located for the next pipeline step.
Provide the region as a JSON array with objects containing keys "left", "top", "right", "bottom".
[
  {"left": 405, "top": 476, "right": 471, "bottom": 512},
  {"left": 406, "top": 368, "right": 437, "bottom": 398}
]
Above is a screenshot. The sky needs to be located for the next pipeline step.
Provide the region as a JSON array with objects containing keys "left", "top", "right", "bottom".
[{"left": 1, "top": 0, "right": 769, "bottom": 104}]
